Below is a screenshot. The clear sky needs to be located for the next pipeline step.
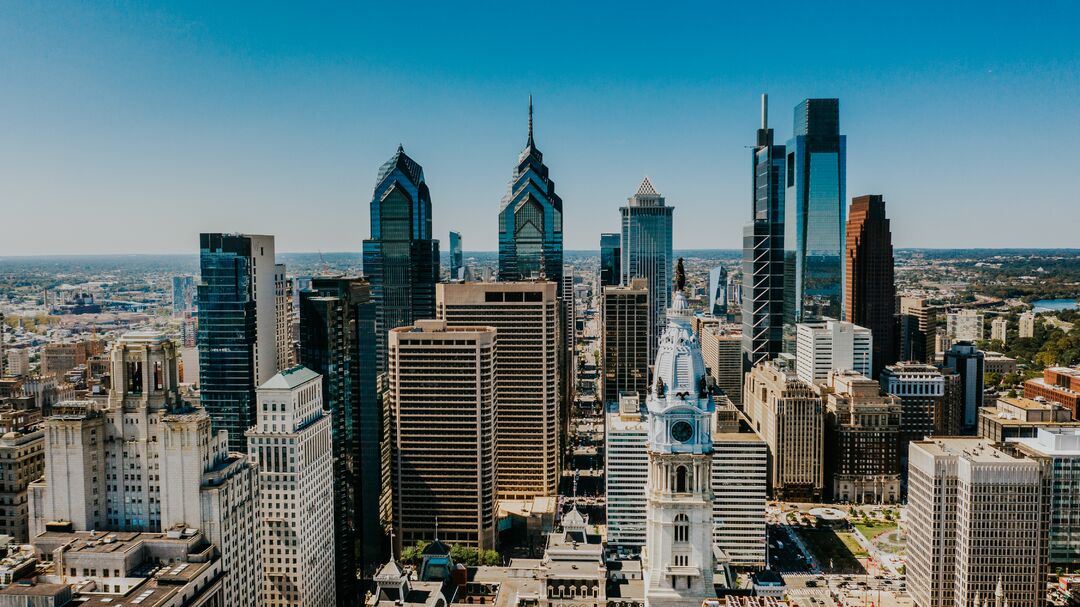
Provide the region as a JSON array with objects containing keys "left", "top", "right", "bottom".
[{"left": 1, "top": 2, "right": 1078, "bottom": 256}]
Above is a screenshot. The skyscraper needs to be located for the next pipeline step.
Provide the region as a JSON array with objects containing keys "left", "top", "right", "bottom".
[
  {"left": 171, "top": 275, "right": 195, "bottom": 316},
  {"left": 498, "top": 98, "right": 563, "bottom": 285},
  {"left": 449, "top": 230, "right": 464, "bottom": 281},
  {"left": 707, "top": 266, "right": 728, "bottom": 317},
  {"left": 602, "top": 278, "right": 650, "bottom": 404},
  {"left": 197, "top": 233, "right": 279, "bottom": 452},
  {"left": 620, "top": 177, "right": 673, "bottom": 362},
  {"left": 942, "top": 341, "right": 984, "bottom": 433},
  {"left": 899, "top": 296, "right": 936, "bottom": 363},
  {"left": 600, "top": 233, "right": 621, "bottom": 287},
  {"left": 794, "top": 319, "right": 873, "bottom": 386},
  {"left": 274, "top": 263, "right": 294, "bottom": 371},
  {"left": 845, "top": 194, "right": 897, "bottom": 378},
  {"left": 742, "top": 94, "right": 786, "bottom": 370},
  {"left": 362, "top": 146, "right": 440, "bottom": 372},
  {"left": 784, "top": 98, "right": 846, "bottom": 326}
]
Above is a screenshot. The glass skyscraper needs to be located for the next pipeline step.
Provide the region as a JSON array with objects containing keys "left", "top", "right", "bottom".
[
  {"left": 708, "top": 266, "right": 728, "bottom": 317},
  {"left": 498, "top": 98, "right": 563, "bottom": 285},
  {"left": 600, "top": 232, "right": 621, "bottom": 287},
  {"left": 620, "top": 177, "right": 673, "bottom": 363},
  {"left": 362, "top": 145, "right": 440, "bottom": 372},
  {"left": 448, "top": 230, "right": 463, "bottom": 280},
  {"left": 784, "top": 98, "right": 846, "bottom": 328}
]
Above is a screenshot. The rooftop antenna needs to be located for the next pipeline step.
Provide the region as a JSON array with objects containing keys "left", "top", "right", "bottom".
[
  {"left": 527, "top": 94, "right": 534, "bottom": 145},
  {"left": 434, "top": 516, "right": 439, "bottom": 542},
  {"left": 761, "top": 93, "right": 768, "bottom": 130}
]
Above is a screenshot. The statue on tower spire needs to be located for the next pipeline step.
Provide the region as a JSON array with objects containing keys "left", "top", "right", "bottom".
[{"left": 674, "top": 257, "right": 686, "bottom": 294}]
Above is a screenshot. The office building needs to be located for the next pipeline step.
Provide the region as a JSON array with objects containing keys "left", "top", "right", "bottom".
[
  {"left": 941, "top": 341, "right": 984, "bottom": 432},
  {"left": 699, "top": 323, "right": 743, "bottom": 405},
  {"left": 0, "top": 425, "right": 43, "bottom": 542},
  {"left": 977, "top": 397, "right": 1080, "bottom": 442},
  {"left": 1025, "top": 366, "right": 1080, "bottom": 417},
  {"left": 991, "top": 316, "right": 1008, "bottom": 344},
  {"left": 899, "top": 296, "right": 936, "bottom": 363},
  {"left": 561, "top": 268, "right": 576, "bottom": 445},
  {"left": 5, "top": 349, "right": 29, "bottom": 378},
  {"left": 388, "top": 320, "right": 498, "bottom": 552},
  {"left": 907, "top": 438, "right": 1049, "bottom": 607},
  {"left": 946, "top": 309, "right": 985, "bottom": 343},
  {"left": 708, "top": 266, "right": 728, "bottom": 317},
  {"left": 171, "top": 275, "right": 195, "bottom": 316},
  {"left": 844, "top": 194, "right": 897, "bottom": 378},
  {"left": 823, "top": 371, "right": 901, "bottom": 503},
  {"left": 1019, "top": 311, "right": 1036, "bottom": 338},
  {"left": 744, "top": 356, "right": 825, "bottom": 501},
  {"left": 784, "top": 98, "right": 846, "bottom": 325},
  {"left": 449, "top": 230, "right": 464, "bottom": 280},
  {"left": 274, "top": 263, "right": 294, "bottom": 371},
  {"left": 711, "top": 420, "right": 767, "bottom": 568},
  {"left": 298, "top": 276, "right": 380, "bottom": 591},
  {"left": 362, "top": 146, "right": 440, "bottom": 372},
  {"left": 40, "top": 340, "right": 101, "bottom": 378},
  {"left": 605, "top": 394, "right": 649, "bottom": 549},
  {"left": 249, "top": 367, "right": 337, "bottom": 607},
  {"left": 602, "top": 279, "right": 650, "bottom": 404},
  {"left": 880, "top": 362, "right": 955, "bottom": 456},
  {"left": 794, "top": 319, "right": 872, "bottom": 385},
  {"left": 437, "top": 282, "right": 559, "bottom": 499},
  {"left": 600, "top": 233, "right": 621, "bottom": 287},
  {"left": 620, "top": 177, "right": 673, "bottom": 364},
  {"left": 1009, "top": 428, "right": 1080, "bottom": 568},
  {"left": 198, "top": 232, "right": 279, "bottom": 452}
]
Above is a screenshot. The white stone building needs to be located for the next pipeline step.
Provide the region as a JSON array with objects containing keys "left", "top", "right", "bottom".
[
  {"left": 794, "top": 320, "right": 872, "bottom": 385},
  {"left": 946, "top": 309, "right": 985, "bottom": 344},
  {"left": 606, "top": 394, "right": 649, "bottom": 549}
]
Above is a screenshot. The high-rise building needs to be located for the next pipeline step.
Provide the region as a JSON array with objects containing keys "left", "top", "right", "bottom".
[
  {"left": 600, "top": 233, "right": 622, "bottom": 287},
  {"left": 991, "top": 316, "right": 1008, "bottom": 343},
  {"left": 699, "top": 323, "right": 743, "bottom": 405},
  {"left": 449, "top": 230, "right": 464, "bottom": 281},
  {"left": 711, "top": 417, "right": 767, "bottom": 568},
  {"left": 605, "top": 394, "right": 648, "bottom": 549},
  {"left": 784, "top": 98, "right": 846, "bottom": 325},
  {"left": 437, "top": 282, "right": 559, "bottom": 500},
  {"left": 742, "top": 94, "right": 787, "bottom": 371},
  {"left": 561, "top": 268, "right": 576, "bottom": 445},
  {"left": 362, "top": 146, "right": 440, "bottom": 372},
  {"left": 941, "top": 341, "right": 984, "bottom": 433},
  {"left": 298, "top": 277, "right": 380, "bottom": 592},
  {"left": 620, "top": 177, "right": 673, "bottom": 364},
  {"left": 707, "top": 266, "right": 728, "bottom": 317},
  {"left": 171, "top": 275, "right": 196, "bottom": 316},
  {"left": 823, "top": 371, "right": 901, "bottom": 503},
  {"left": 602, "top": 279, "right": 650, "bottom": 404},
  {"left": 387, "top": 320, "right": 498, "bottom": 552},
  {"left": 794, "top": 319, "right": 872, "bottom": 385},
  {"left": 1009, "top": 428, "right": 1080, "bottom": 568},
  {"left": 907, "top": 438, "right": 1050, "bottom": 607},
  {"left": 743, "top": 356, "right": 825, "bottom": 501},
  {"left": 498, "top": 98, "right": 563, "bottom": 285},
  {"left": 197, "top": 233, "right": 279, "bottom": 452},
  {"left": 0, "top": 424, "right": 43, "bottom": 542},
  {"left": 1019, "top": 311, "right": 1036, "bottom": 338},
  {"left": 880, "top": 362, "right": 955, "bottom": 461},
  {"left": 946, "top": 309, "right": 985, "bottom": 343},
  {"left": 249, "top": 367, "right": 337, "bottom": 607},
  {"left": 274, "top": 263, "right": 294, "bottom": 371},
  {"left": 6, "top": 348, "right": 30, "bottom": 377},
  {"left": 844, "top": 194, "right": 897, "bottom": 378},
  {"left": 899, "top": 296, "right": 937, "bottom": 363}
]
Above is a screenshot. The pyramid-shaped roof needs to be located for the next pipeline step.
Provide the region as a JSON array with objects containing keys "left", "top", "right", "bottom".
[{"left": 636, "top": 176, "right": 658, "bottom": 197}]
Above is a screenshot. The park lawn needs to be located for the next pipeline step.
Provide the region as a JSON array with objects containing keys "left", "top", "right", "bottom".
[{"left": 853, "top": 521, "right": 898, "bottom": 542}]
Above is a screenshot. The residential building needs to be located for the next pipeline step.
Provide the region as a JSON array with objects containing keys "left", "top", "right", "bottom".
[
  {"left": 600, "top": 233, "right": 621, "bottom": 288},
  {"left": 437, "top": 282, "right": 559, "bottom": 500},
  {"left": 844, "top": 194, "right": 897, "bottom": 378},
  {"left": 605, "top": 394, "right": 648, "bottom": 549},
  {"left": 197, "top": 232, "right": 279, "bottom": 452},
  {"left": 990, "top": 316, "right": 1008, "bottom": 344},
  {"left": 1025, "top": 366, "right": 1080, "bottom": 418},
  {"left": 1009, "top": 428, "right": 1080, "bottom": 568},
  {"left": 602, "top": 279, "right": 650, "bottom": 404},
  {"left": 708, "top": 266, "right": 728, "bottom": 317},
  {"left": 362, "top": 146, "right": 440, "bottom": 372},
  {"left": 794, "top": 319, "right": 872, "bottom": 385},
  {"left": 946, "top": 309, "right": 985, "bottom": 343},
  {"left": 449, "top": 230, "right": 464, "bottom": 281},
  {"left": 249, "top": 366, "right": 337, "bottom": 607},
  {"left": 0, "top": 426, "right": 43, "bottom": 542},
  {"left": 977, "top": 397, "right": 1080, "bottom": 442},
  {"left": 823, "top": 371, "right": 901, "bottom": 503},
  {"left": 620, "top": 177, "right": 673, "bottom": 364},
  {"left": 941, "top": 341, "right": 984, "bottom": 432},
  {"left": 699, "top": 324, "right": 743, "bottom": 405},
  {"left": 899, "top": 296, "right": 936, "bottom": 363},
  {"left": 387, "top": 320, "right": 498, "bottom": 552},
  {"left": 5, "top": 349, "right": 29, "bottom": 378},
  {"left": 1019, "top": 311, "right": 1036, "bottom": 338}
]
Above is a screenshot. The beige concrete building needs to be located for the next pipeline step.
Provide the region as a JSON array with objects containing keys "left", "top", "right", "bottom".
[
  {"left": 388, "top": 320, "right": 498, "bottom": 552},
  {"left": 602, "top": 279, "right": 651, "bottom": 405},
  {"left": 1019, "top": 311, "right": 1036, "bottom": 338},
  {"left": 699, "top": 323, "right": 743, "bottom": 405},
  {"left": 946, "top": 309, "right": 985, "bottom": 344},
  {"left": 0, "top": 427, "right": 43, "bottom": 542},
  {"left": 4, "top": 349, "right": 29, "bottom": 378},
  {"left": 743, "top": 356, "right": 824, "bottom": 501},
  {"left": 437, "top": 281, "right": 559, "bottom": 500},
  {"left": 274, "top": 263, "right": 294, "bottom": 371},
  {"left": 990, "top": 316, "right": 1008, "bottom": 343},
  {"left": 823, "top": 371, "right": 901, "bottom": 503}
]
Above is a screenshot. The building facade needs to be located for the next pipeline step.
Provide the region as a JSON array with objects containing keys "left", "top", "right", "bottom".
[
  {"left": 1019, "top": 311, "right": 1036, "bottom": 338},
  {"left": 711, "top": 428, "right": 767, "bottom": 568},
  {"left": 600, "top": 233, "right": 622, "bottom": 288},
  {"left": 621, "top": 178, "right": 673, "bottom": 365},
  {"left": 941, "top": 341, "right": 984, "bottom": 432},
  {"left": 794, "top": 320, "right": 872, "bottom": 386},
  {"left": 1010, "top": 428, "right": 1080, "bottom": 568},
  {"left": 707, "top": 267, "right": 728, "bottom": 317},
  {"left": 823, "top": 371, "right": 901, "bottom": 503},
  {"left": 602, "top": 279, "right": 651, "bottom": 405},
  {"left": 1024, "top": 366, "right": 1080, "bottom": 418},
  {"left": 946, "top": 310, "right": 985, "bottom": 344},
  {"left": 990, "top": 316, "right": 1008, "bottom": 343},
  {"left": 0, "top": 426, "right": 43, "bottom": 542},
  {"left": 899, "top": 296, "right": 936, "bottom": 363},
  {"left": 699, "top": 324, "right": 743, "bottom": 405},
  {"left": 844, "top": 194, "right": 897, "bottom": 378},
  {"left": 880, "top": 362, "right": 957, "bottom": 464},
  {"left": 449, "top": 230, "right": 464, "bottom": 281},
  {"left": 606, "top": 394, "right": 649, "bottom": 549}
]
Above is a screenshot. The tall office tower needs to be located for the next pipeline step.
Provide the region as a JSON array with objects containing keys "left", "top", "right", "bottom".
[
  {"left": 1019, "top": 311, "right": 1036, "bottom": 338},
  {"left": 823, "top": 371, "right": 902, "bottom": 503},
  {"left": 274, "top": 263, "right": 294, "bottom": 371},
  {"left": 606, "top": 394, "right": 649, "bottom": 549},
  {"left": 899, "top": 296, "right": 937, "bottom": 363},
  {"left": 941, "top": 341, "right": 985, "bottom": 433},
  {"left": 448, "top": 230, "right": 464, "bottom": 280},
  {"left": 0, "top": 311, "right": 5, "bottom": 376},
  {"left": 29, "top": 331, "right": 264, "bottom": 607},
  {"left": 602, "top": 279, "right": 651, "bottom": 404},
  {"left": 1010, "top": 428, "right": 1080, "bottom": 569},
  {"left": 437, "top": 282, "right": 559, "bottom": 499},
  {"left": 249, "top": 367, "right": 337, "bottom": 607},
  {"left": 298, "top": 277, "right": 379, "bottom": 596},
  {"left": 562, "top": 268, "right": 576, "bottom": 443},
  {"left": 990, "top": 316, "right": 1008, "bottom": 343},
  {"left": 600, "top": 233, "right": 622, "bottom": 287},
  {"left": 642, "top": 292, "right": 715, "bottom": 607},
  {"left": 0, "top": 423, "right": 43, "bottom": 542},
  {"left": 946, "top": 309, "right": 985, "bottom": 343},
  {"left": 743, "top": 356, "right": 825, "bottom": 501},
  {"left": 387, "top": 320, "right": 498, "bottom": 552},
  {"left": 908, "top": 438, "right": 1050, "bottom": 607},
  {"left": 844, "top": 195, "right": 897, "bottom": 378},
  {"left": 621, "top": 177, "right": 673, "bottom": 364},
  {"left": 198, "top": 232, "right": 279, "bottom": 452},
  {"left": 171, "top": 275, "right": 196, "bottom": 316},
  {"left": 362, "top": 146, "right": 440, "bottom": 373},
  {"left": 708, "top": 266, "right": 728, "bottom": 316},
  {"left": 498, "top": 98, "right": 563, "bottom": 285},
  {"left": 784, "top": 98, "right": 846, "bottom": 327},
  {"left": 794, "top": 319, "right": 872, "bottom": 385},
  {"left": 743, "top": 94, "right": 786, "bottom": 370},
  {"left": 699, "top": 324, "right": 743, "bottom": 405},
  {"left": 880, "top": 362, "right": 951, "bottom": 461},
  {"left": 711, "top": 418, "right": 767, "bottom": 568}
]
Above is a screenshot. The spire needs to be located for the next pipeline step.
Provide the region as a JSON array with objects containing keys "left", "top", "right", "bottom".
[
  {"left": 761, "top": 93, "right": 768, "bottom": 130},
  {"left": 397, "top": 143, "right": 404, "bottom": 153},
  {"left": 527, "top": 94, "right": 534, "bottom": 147}
]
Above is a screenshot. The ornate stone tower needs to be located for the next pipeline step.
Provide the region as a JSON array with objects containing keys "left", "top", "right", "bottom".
[{"left": 643, "top": 290, "right": 716, "bottom": 607}]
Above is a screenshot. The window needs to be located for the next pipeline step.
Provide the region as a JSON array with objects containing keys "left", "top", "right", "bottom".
[
  {"left": 675, "top": 465, "right": 688, "bottom": 493},
  {"left": 674, "top": 513, "right": 689, "bottom": 543}
]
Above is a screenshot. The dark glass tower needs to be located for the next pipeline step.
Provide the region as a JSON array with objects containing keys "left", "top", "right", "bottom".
[
  {"left": 298, "top": 277, "right": 379, "bottom": 603},
  {"left": 742, "top": 94, "right": 786, "bottom": 370},
  {"left": 600, "top": 232, "right": 621, "bottom": 287},
  {"left": 784, "top": 98, "right": 846, "bottom": 327},
  {"left": 845, "top": 195, "right": 898, "bottom": 378},
  {"left": 620, "top": 177, "right": 673, "bottom": 364},
  {"left": 498, "top": 98, "right": 563, "bottom": 285},
  {"left": 449, "top": 230, "right": 463, "bottom": 280},
  {"left": 362, "top": 146, "right": 440, "bottom": 372}
]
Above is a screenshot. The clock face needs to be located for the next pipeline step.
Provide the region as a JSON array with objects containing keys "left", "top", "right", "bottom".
[{"left": 671, "top": 420, "right": 694, "bottom": 443}]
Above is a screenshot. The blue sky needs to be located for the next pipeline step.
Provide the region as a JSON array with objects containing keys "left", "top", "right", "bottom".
[{"left": 1, "top": 2, "right": 1078, "bottom": 255}]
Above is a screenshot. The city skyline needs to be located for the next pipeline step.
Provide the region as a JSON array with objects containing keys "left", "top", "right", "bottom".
[{"left": 3, "top": 3, "right": 1080, "bottom": 255}]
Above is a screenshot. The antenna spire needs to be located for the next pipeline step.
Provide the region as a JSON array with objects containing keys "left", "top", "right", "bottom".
[
  {"left": 528, "top": 94, "right": 534, "bottom": 145},
  {"left": 761, "top": 93, "right": 768, "bottom": 130}
]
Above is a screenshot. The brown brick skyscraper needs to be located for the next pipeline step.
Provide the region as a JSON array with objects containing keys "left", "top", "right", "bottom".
[{"left": 845, "top": 195, "right": 897, "bottom": 378}]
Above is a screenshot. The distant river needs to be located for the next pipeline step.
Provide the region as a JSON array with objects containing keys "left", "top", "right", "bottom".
[{"left": 1032, "top": 299, "right": 1079, "bottom": 312}]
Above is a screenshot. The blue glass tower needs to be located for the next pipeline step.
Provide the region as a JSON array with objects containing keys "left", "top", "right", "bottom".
[
  {"left": 784, "top": 98, "right": 846, "bottom": 327},
  {"left": 362, "top": 146, "right": 440, "bottom": 372},
  {"left": 620, "top": 177, "right": 673, "bottom": 364},
  {"left": 599, "top": 233, "right": 621, "bottom": 287},
  {"left": 708, "top": 266, "right": 728, "bottom": 317},
  {"left": 448, "top": 230, "right": 463, "bottom": 280},
  {"left": 498, "top": 98, "right": 563, "bottom": 285}
]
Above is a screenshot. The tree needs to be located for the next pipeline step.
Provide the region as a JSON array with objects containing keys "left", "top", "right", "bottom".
[{"left": 401, "top": 541, "right": 429, "bottom": 565}]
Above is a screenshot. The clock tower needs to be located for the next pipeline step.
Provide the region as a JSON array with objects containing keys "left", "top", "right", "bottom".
[{"left": 643, "top": 290, "right": 716, "bottom": 607}]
